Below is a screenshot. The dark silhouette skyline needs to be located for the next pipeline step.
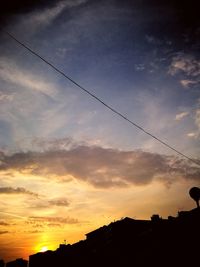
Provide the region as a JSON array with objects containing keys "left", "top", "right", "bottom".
[
  {"left": 6, "top": 259, "right": 27, "bottom": 267},
  {"left": 0, "top": 0, "right": 199, "bottom": 265},
  {"left": 0, "top": 259, "right": 28, "bottom": 267},
  {"left": 2, "top": 207, "right": 200, "bottom": 266},
  {"left": 27, "top": 207, "right": 200, "bottom": 267},
  {"left": 2, "top": 187, "right": 200, "bottom": 266}
]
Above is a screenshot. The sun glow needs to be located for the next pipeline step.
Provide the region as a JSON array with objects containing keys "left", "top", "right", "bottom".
[{"left": 40, "top": 246, "right": 48, "bottom": 252}]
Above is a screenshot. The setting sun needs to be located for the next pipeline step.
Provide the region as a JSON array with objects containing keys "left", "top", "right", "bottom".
[
  {"left": 40, "top": 246, "right": 48, "bottom": 252},
  {"left": 0, "top": 0, "right": 200, "bottom": 265}
]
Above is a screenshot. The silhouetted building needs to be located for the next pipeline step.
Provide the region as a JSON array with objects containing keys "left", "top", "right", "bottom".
[
  {"left": 151, "top": 214, "right": 162, "bottom": 221},
  {"left": 6, "top": 258, "right": 27, "bottom": 267},
  {"left": 29, "top": 251, "right": 55, "bottom": 267},
  {"left": 0, "top": 260, "right": 5, "bottom": 267},
  {"left": 29, "top": 208, "right": 200, "bottom": 267}
]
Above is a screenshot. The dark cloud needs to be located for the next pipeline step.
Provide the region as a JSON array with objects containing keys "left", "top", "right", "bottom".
[
  {"left": 1, "top": 0, "right": 199, "bottom": 31},
  {"left": 0, "top": 221, "right": 10, "bottom": 226},
  {"left": 0, "top": 145, "right": 200, "bottom": 188},
  {"left": 0, "top": 187, "right": 39, "bottom": 197},
  {"left": 26, "top": 230, "right": 44, "bottom": 233},
  {"left": 29, "top": 198, "right": 70, "bottom": 209},
  {"left": 48, "top": 198, "right": 70, "bottom": 206},
  {"left": 25, "top": 215, "right": 79, "bottom": 229},
  {"left": 0, "top": 0, "right": 89, "bottom": 28},
  {"left": 25, "top": 221, "right": 44, "bottom": 228},
  {"left": 0, "top": 0, "right": 58, "bottom": 25},
  {"left": 0, "top": 230, "right": 9, "bottom": 235}
]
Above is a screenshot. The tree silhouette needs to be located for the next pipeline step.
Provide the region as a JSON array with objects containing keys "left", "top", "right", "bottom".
[{"left": 189, "top": 187, "right": 200, "bottom": 208}]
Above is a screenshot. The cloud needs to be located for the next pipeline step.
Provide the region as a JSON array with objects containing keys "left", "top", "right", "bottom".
[
  {"left": 169, "top": 55, "right": 200, "bottom": 77},
  {"left": 134, "top": 63, "right": 145, "bottom": 71},
  {"left": 180, "top": 79, "right": 198, "bottom": 88},
  {"left": 193, "top": 108, "right": 200, "bottom": 138},
  {"left": 15, "top": 1, "right": 68, "bottom": 33},
  {"left": 186, "top": 108, "right": 200, "bottom": 140},
  {"left": 31, "top": 137, "right": 76, "bottom": 152},
  {"left": 49, "top": 198, "right": 70, "bottom": 207},
  {"left": 0, "top": 231, "right": 9, "bottom": 235},
  {"left": 175, "top": 111, "right": 189, "bottom": 121},
  {"left": 195, "top": 109, "right": 200, "bottom": 129},
  {"left": 0, "top": 144, "right": 200, "bottom": 188},
  {"left": 9, "top": 0, "right": 88, "bottom": 35},
  {"left": 187, "top": 132, "right": 198, "bottom": 139},
  {"left": 0, "top": 221, "right": 10, "bottom": 226},
  {"left": 29, "top": 216, "right": 79, "bottom": 224},
  {"left": 30, "top": 198, "right": 70, "bottom": 209},
  {"left": 0, "top": 187, "right": 39, "bottom": 197},
  {"left": 26, "top": 230, "right": 44, "bottom": 234},
  {"left": 0, "top": 57, "right": 57, "bottom": 97},
  {"left": 0, "top": 92, "right": 14, "bottom": 102}
]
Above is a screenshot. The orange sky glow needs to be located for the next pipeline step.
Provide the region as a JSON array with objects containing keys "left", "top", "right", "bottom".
[{"left": 0, "top": 0, "right": 200, "bottom": 263}]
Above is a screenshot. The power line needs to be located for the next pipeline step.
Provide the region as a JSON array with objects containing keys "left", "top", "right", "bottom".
[{"left": 2, "top": 29, "right": 200, "bottom": 167}]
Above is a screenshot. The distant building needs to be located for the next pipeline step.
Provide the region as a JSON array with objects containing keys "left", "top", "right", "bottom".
[
  {"left": 151, "top": 214, "right": 162, "bottom": 222},
  {"left": 29, "top": 251, "right": 54, "bottom": 267},
  {"left": 6, "top": 258, "right": 28, "bottom": 267},
  {"left": 57, "top": 244, "right": 71, "bottom": 252},
  {"left": 29, "top": 245, "right": 73, "bottom": 267},
  {"left": 28, "top": 209, "right": 200, "bottom": 267}
]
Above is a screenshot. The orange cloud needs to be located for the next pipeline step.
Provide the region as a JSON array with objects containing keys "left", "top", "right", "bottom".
[
  {"left": 0, "top": 187, "right": 39, "bottom": 197},
  {"left": 0, "top": 145, "right": 199, "bottom": 188}
]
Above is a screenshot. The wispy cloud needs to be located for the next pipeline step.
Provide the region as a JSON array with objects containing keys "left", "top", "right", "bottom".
[
  {"left": 180, "top": 79, "right": 198, "bottom": 88},
  {"left": 0, "top": 221, "right": 10, "bottom": 226},
  {"left": 29, "top": 216, "right": 79, "bottom": 224},
  {"left": 29, "top": 198, "right": 70, "bottom": 209},
  {"left": 0, "top": 187, "right": 39, "bottom": 197},
  {"left": 0, "top": 231, "right": 9, "bottom": 235},
  {"left": 175, "top": 111, "right": 189, "bottom": 121},
  {"left": 194, "top": 108, "right": 200, "bottom": 136},
  {"left": 48, "top": 198, "right": 70, "bottom": 207},
  {"left": 186, "top": 108, "right": 200, "bottom": 139},
  {"left": 0, "top": 92, "right": 14, "bottom": 102},
  {"left": 0, "top": 212, "right": 27, "bottom": 220},
  {"left": 11, "top": 0, "right": 88, "bottom": 35},
  {"left": 195, "top": 109, "right": 200, "bottom": 128},
  {"left": 0, "top": 58, "right": 57, "bottom": 98},
  {"left": 187, "top": 132, "right": 198, "bottom": 138}
]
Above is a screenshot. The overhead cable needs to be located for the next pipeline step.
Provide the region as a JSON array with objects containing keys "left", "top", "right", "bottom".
[{"left": 2, "top": 29, "right": 200, "bottom": 167}]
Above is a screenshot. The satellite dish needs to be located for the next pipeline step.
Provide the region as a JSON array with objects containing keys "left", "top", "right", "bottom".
[{"left": 189, "top": 187, "right": 200, "bottom": 208}]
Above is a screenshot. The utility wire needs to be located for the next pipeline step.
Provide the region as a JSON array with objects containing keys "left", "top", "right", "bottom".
[{"left": 2, "top": 29, "right": 200, "bottom": 167}]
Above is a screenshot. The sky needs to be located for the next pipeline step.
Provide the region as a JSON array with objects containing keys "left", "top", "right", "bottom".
[{"left": 0, "top": 0, "right": 200, "bottom": 262}]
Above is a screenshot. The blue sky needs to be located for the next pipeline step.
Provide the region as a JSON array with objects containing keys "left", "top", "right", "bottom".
[
  {"left": 0, "top": 0, "right": 199, "bottom": 154},
  {"left": 0, "top": 0, "right": 200, "bottom": 261}
]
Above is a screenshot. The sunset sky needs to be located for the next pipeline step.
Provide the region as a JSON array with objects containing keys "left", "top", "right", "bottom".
[{"left": 0, "top": 0, "right": 200, "bottom": 262}]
